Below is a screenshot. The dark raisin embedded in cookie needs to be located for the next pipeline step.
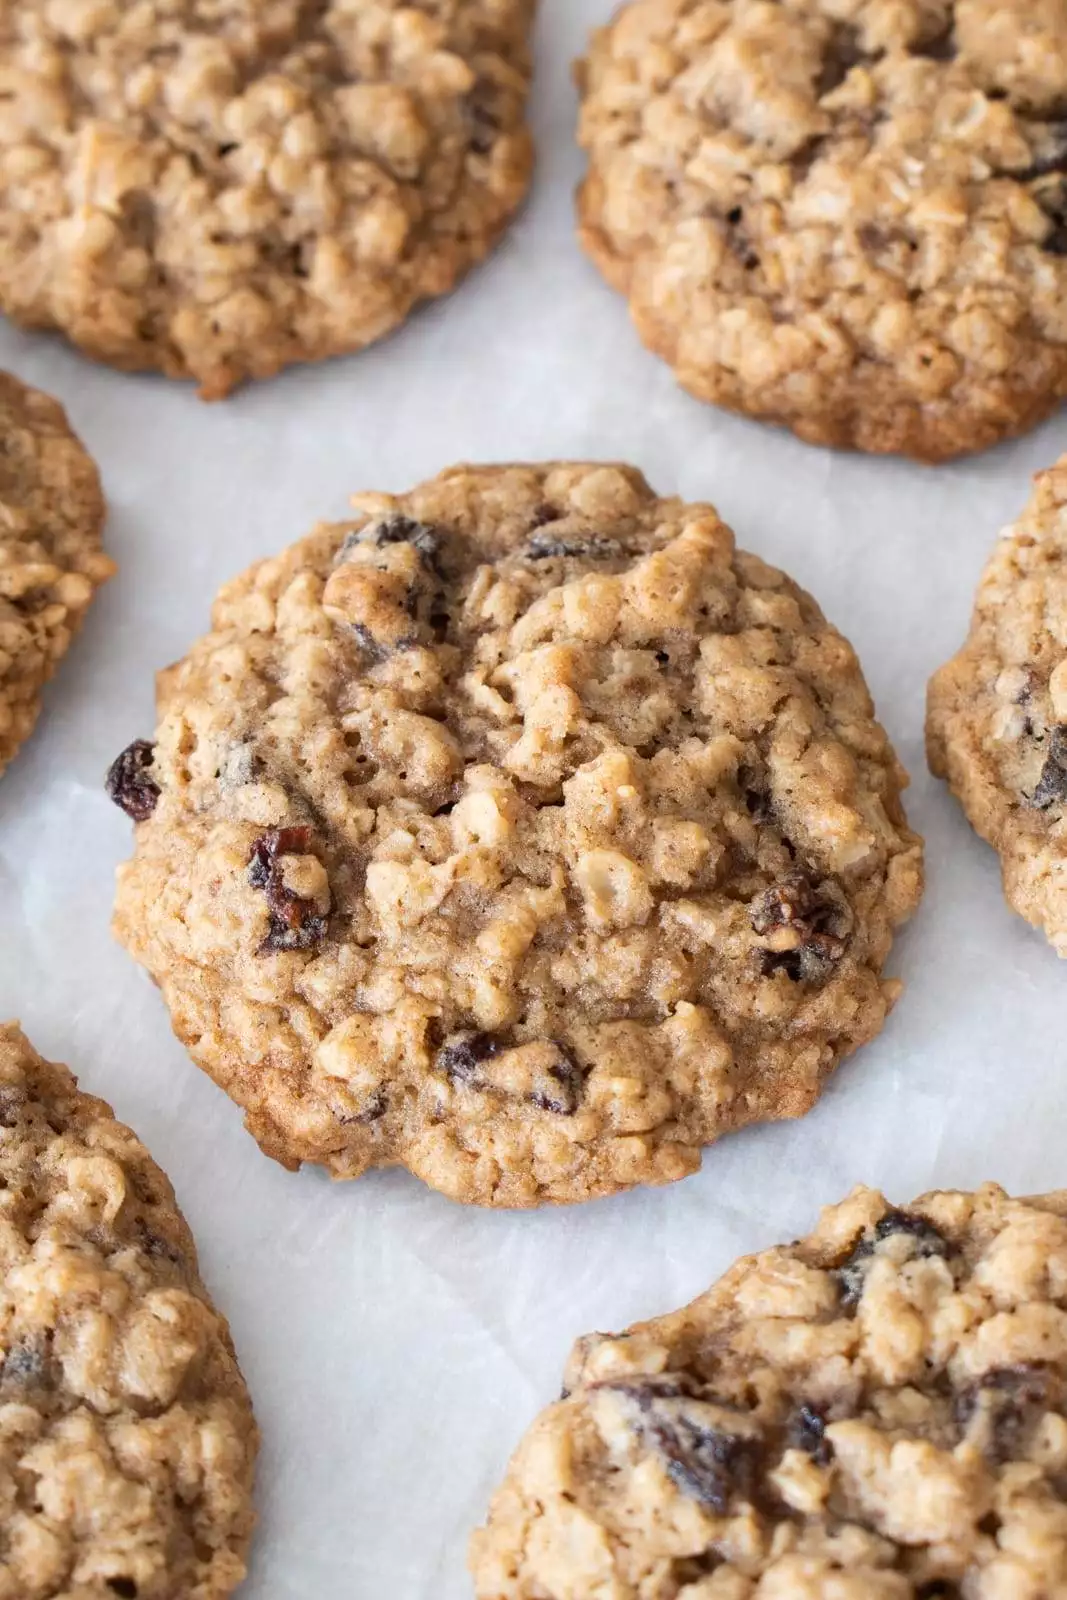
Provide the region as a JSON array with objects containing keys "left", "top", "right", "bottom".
[
  {"left": 527, "top": 1045, "right": 588, "bottom": 1116},
  {"left": 911, "top": 18, "right": 955, "bottom": 62},
  {"left": 1035, "top": 179, "right": 1067, "bottom": 257},
  {"left": 789, "top": 1403, "right": 832, "bottom": 1464},
  {"left": 437, "top": 1034, "right": 589, "bottom": 1115},
  {"left": 437, "top": 1031, "right": 503, "bottom": 1084},
  {"left": 954, "top": 1365, "right": 1056, "bottom": 1463},
  {"left": 526, "top": 533, "right": 623, "bottom": 561},
  {"left": 834, "top": 1208, "right": 951, "bottom": 1306},
  {"left": 106, "top": 739, "right": 161, "bottom": 822},
  {"left": 467, "top": 79, "right": 506, "bottom": 155},
  {"left": 1029, "top": 725, "right": 1067, "bottom": 808},
  {"left": 603, "top": 1376, "right": 763, "bottom": 1513},
  {"left": 247, "top": 827, "right": 329, "bottom": 953},
  {"left": 816, "top": 22, "right": 867, "bottom": 97},
  {"left": 1019, "top": 129, "right": 1067, "bottom": 183},
  {"left": 361, "top": 514, "right": 443, "bottom": 572},
  {"left": 723, "top": 206, "right": 760, "bottom": 272},
  {"left": 750, "top": 868, "right": 851, "bottom": 982}
]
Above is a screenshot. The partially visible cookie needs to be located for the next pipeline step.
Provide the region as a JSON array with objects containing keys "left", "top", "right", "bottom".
[
  {"left": 0, "top": 372, "right": 113, "bottom": 777},
  {"left": 108, "top": 461, "right": 921, "bottom": 1208},
  {"left": 577, "top": 0, "right": 1067, "bottom": 461},
  {"left": 928, "top": 455, "right": 1067, "bottom": 954},
  {"left": 0, "top": 1022, "right": 258, "bottom": 1600},
  {"left": 0, "top": 1, "right": 535, "bottom": 397},
  {"left": 472, "top": 1183, "right": 1067, "bottom": 1599}
]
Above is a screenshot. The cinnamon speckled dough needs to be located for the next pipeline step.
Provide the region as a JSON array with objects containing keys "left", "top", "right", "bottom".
[
  {"left": 0, "top": 371, "right": 113, "bottom": 778},
  {"left": 928, "top": 455, "right": 1067, "bottom": 956},
  {"left": 0, "top": 1023, "right": 257, "bottom": 1600},
  {"left": 0, "top": 0, "right": 535, "bottom": 397},
  {"left": 110, "top": 462, "right": 922, "bottom": 1208},
  {"left": 472, "top": 1184, "right": 1067, "bottom": 1600},
  {"left": 577, "top": 0, "right": 1067, "bottom": 461}
]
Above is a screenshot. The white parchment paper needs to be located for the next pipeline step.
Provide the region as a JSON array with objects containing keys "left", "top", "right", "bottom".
[{"left": 2, "top": 2, "right": 1067, "bottom": 1593}]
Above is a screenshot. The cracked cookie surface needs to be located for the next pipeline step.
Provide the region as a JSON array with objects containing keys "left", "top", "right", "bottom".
[
  {"left": 0, "top": 0, "right": 535, "bottom": 396},
  {"left": 0, "top": 371, "right": 112, "bottom": 778},
  {"left": 110, "top": 461, "right": 921, "bottom": 1208},
  {"left": 0, "top": 1023, "right": 257, "bottom": 1600},
  {"left": 471, "top": 1183, "right": 1067, "bottom": 1599},
  {"left": 577, "top": 0, "right": 1067, "bottom": 461},
  {"left": 928, "top": 454, "right": 1067, "bottom": 956}
]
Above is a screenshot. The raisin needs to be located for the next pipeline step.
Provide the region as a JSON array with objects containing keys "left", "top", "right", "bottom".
[
  {"left": 437, "top": 1035, "right": 588, "bottom": 1114},
  {"left": 790, "top": 1404, "right": 832, "bottom": 1465},
  {"left": 528, "top": 1045, "right": 588, "bottom": 1115},
  {"left": 791, "top": 135, "right": 827, "bottom": 182},
  {"left": 724, "top": 207, "right": 760, "bottom": 270},
  {"left": 105, "top": 740, "right": 160, "bottom": 822},
  {"left": 247, "top": 827, "right": 328, "bottom": 953},
  {"left": 751, "top": 870, "right": 817, "bottom": 934},
  {"left": 603, "top": 1375, "right": 763, "bottom": 1512},
  {"left": 1018, "top": 127, "right": 1067, "bottom": 182},
  {"left": 351, "top": 621, "right": 399, "bottom": 663},
  {"left": 751, "top": 869, "right": 850, "bottom": 982},
  {"left": 436, "top": 1031, "right": 503, "bottom": 1083},
  {"left": 526, "top": 534, "right": 623, "bottom": 562},
  {"left": 367, "top": 515, "right": 441, "bottom": 570},
  {"left": 955, "top": 1365, "right": 1054, "bottom": 1461},
  {"left": 107, "top": 1582, "right": 138, "bottom": 1598},
  {"left": 1031, "top": 176, "right": 1067, "bottom": 254},
  {"left": 1010, "top": 668, "right": 1036, "bottom": 706},
  {"left": 132, "top": 1217, "right": 185, "bottom": 1266},
  {"left": 858, "top": 223, "right": 916, "bottom": 257},
  {"left": 739, "top": 765, "right": 773, "bottom": 822},
  {"left": 357, "top": 1089, "right": 388, "bottom": 1124},
  {"left": 467, "top": 80, "right": 502, "bottom": 154},
  {"left": 1028, "top": 725, "right": 1067, "bottom": 807},
  {"left": 834, "top": 1209, "right": 951, "bottom": 1306},
  {"left": 817, "top": 23, "right": 866, "bottom": 97},
  {"left": 911, "top": 20, "right": 955, "bottom": 60}
]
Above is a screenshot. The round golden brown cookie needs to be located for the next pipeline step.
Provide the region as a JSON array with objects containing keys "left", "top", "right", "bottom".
[
  {"left": 0, "top": 1, "right": 535, "bottom": 397},
  {"left": 0, "top": 1022, "right": 258, "bottom": 1600},
  {"left": 471, "top": 1183, "right": 1067, "bottom": 1599},
  {"left": 928, "top": 454, "right": 1067, "bottom": 956},
  {"left": 0, "top": 371, "right": 113, "bottom": 778},
  {"left": 107, "top": 462, "right": 921, "bottom": 1207},
  {"left": 576, "top": 0, "right": 1067, "bottom": 461}
]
